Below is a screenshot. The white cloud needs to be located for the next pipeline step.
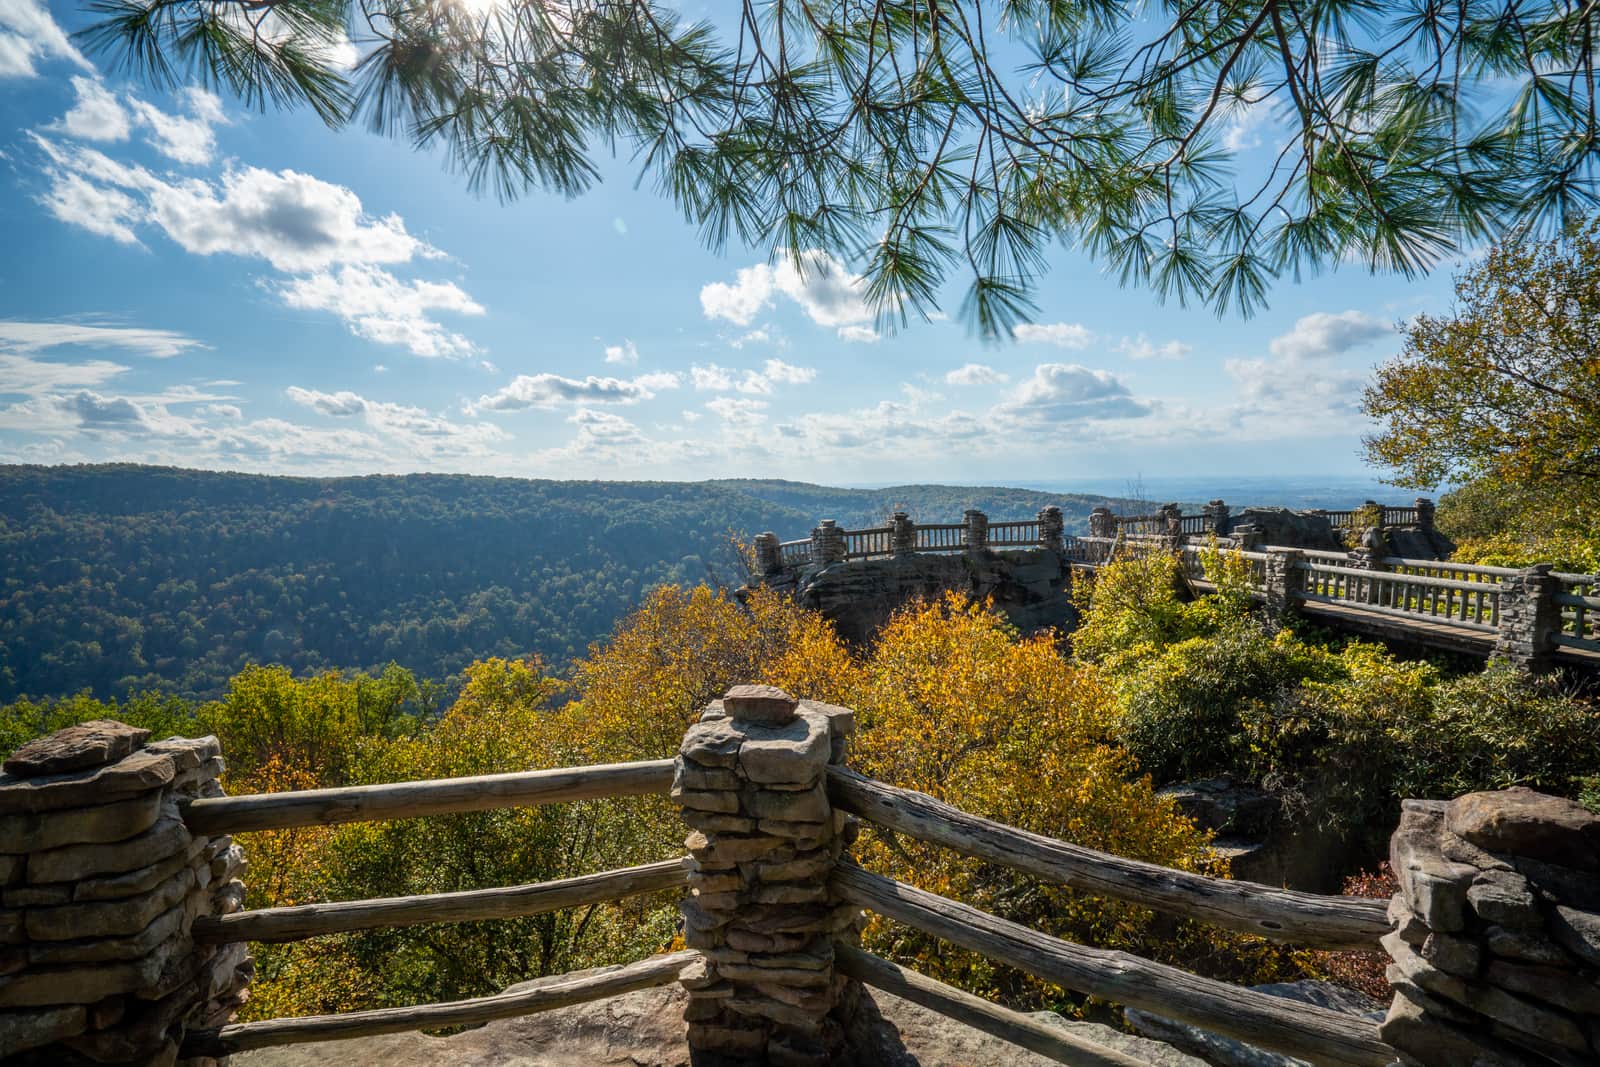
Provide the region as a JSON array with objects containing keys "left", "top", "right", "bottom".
[
  {"left": 705, "top": 396, "right": 769, "bottom": 426},
  {"left": 204, "top": 403, "right": 242, "bottom": 419},
  {"left": 55, "top": 78, "right": 130, "bottom": 142},
  {"left": 604, "top": 339, "right": 639, "bottom": 365},
  {"left": 690, "top": 359, "right": 815, "bottom": 396},
  {"left": 278, "top": 266, "right": 483, "bottom": 358},
  {"left": 0, "top": 354, "right": 128, "bottom": 395},
  {"left": 837, "top": 325, "right": 879, "bottom": 343},
  {"left": 0, "top": 320, "right": 205, "bottom": 359},
  {"left": 945, "top": 363, "right": 1009, "bottom": 386},
  {"left": 470, "top": 371, "right": 680, "bottom": 412},
  {"left": 700, "top": 250, "right": 871, "bottom": 332},
  {"left": 993, "top": 364, "right": 1153, "bottom": 425},
  {"left": 1269, "top": 311, "right": 1391, "bottom": 360},
  {"left": 285, "top": 386, "right": 507, "bottom": 456},
  {"left": 1118, "top": 334, "right": 1191, "bottom": 361},
  {"left": 287, "top": 386, "right": 367, "bottom": 417},
  {"left": 1222, "top": 102, "right": 1273, "bottom": 151},
  {"left": 1012, "top": 322, "right": 1093, "bottom": 348},
  {"left": 0, "top": 0, "right": 89, "bottom": 78},
  {"left": 39, "top": 171, "right": 142, "bottom": 243},
  {"left": 730, "top": 328, "right": 771, "bottom": 348},
  {"left": 129, "top": 89, "right": 228, "bottom": 165}
]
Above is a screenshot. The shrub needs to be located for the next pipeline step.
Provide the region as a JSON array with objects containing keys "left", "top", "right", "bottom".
[{"left": 1116, "top": 621, "right": 1332, "bottom": 784}]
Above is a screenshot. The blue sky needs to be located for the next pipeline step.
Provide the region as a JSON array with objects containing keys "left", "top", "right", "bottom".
[{"left": 0, "top": 0, "right": 1476, "bottom": 485}]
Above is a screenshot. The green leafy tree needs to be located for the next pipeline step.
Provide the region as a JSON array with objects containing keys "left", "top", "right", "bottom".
[
  {"left": 80, "top": 0, "right": 1600, "bottom": 333},
  {"left": 1363, "top": 218, "right": 1600, "bottom": 565}
]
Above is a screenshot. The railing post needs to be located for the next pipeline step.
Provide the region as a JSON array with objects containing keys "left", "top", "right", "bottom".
[
  {"left": 1037, "top": 506, "right": 1064, "bottom": 553},
  {"left": 0, "top": 723, "right": 251, "bottom": 1064},
  {"left": 1414, "top": 496, "right": 1435, "bottom": 532},
  {"left": 963, "top": 509, "right": 988, "bottom": 552},
  {"left": 811, "top": 520, "right": 846, "bottom": 566},
  {"left": 672, "top": 686, "right": 861, "bottom": 1064},
  {"left": 1492, "top": 564, "right": 1561, "bottom": 673},
  {"left": 1262, "top": 548, "right": 1304, "bottom": 624},
  {"left": 1381, "top": 788, "right": 1600, "bottom": 1065},
  {"left": 1159, "top": 503, "right": 1183, "bottom": 551},
  {"left": 1204, "top": 499, "right": 1230, "bottom": 537},
  {"left": 890, "top": 512, "right": 916, "bottom": 558},
  {"left": 1088, "top": 506, "right": 1116, "bottom": 539},
  {"left": 754, "top": 532, "right": 783, "bottom": 577}
]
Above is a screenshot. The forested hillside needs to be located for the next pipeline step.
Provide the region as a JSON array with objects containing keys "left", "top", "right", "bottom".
[{"left": 0, "top": 465, "right": 1126, "bottom": 702}]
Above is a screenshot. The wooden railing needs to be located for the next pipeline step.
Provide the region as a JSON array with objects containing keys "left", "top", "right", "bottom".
[
  {"left": 844, "top": 526, "right": 894, "bottom": 559},
  {"left": 779, "top": 539, "right": 812, "bottom": 567},
  {"left": 987, "top": 519, "right": 1040, "bottom": 546},
  {"left": 825, "top": 768, "right": 1395, "bottom": 1066},
  {"left": 178, "top": 758, "right": 686, "bottom": 1057},
  {"left": 1555, "top": 572, "right": 1600, "bottom": 653},
  {"left": 914, "top": 523, "right": 967, "bottom": 552}
]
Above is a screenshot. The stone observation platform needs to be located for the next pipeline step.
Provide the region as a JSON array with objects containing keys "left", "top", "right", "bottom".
[
  {"left": 743, "top": 499, "right": 1600, "bottom": 671},
  {"left": 4, "top": 693, "right": 1600, "bottom": 1066}
]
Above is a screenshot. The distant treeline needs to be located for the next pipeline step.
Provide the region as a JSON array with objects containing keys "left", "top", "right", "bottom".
[{"left": 0, "top": 465, "right": 1127, "bottom": 702}]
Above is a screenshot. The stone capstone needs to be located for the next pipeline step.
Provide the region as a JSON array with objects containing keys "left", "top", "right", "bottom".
[
  {"left": 0, "top": 790, "right": 164, "bottom": 856},
  {"left": 1446, "top": 787, "right": 1600, "bottom": 872},
  {"left": 0, "top": 749, "right": 175, "bottom": 816},
  {"left": 723, "top": 684, "right": 800, "bottom": 725},
  {"left": 3, "top": 721, "right": 150, "bottom": 778}
]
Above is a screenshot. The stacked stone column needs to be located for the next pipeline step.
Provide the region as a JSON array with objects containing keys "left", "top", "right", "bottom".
[
  {"left": 672, "top": 685, "right": 860, "bottom": 1065},
  {"left": 890, "top": 512, "right": 916, "bottom": 558},
  {"left": 1204, "top": 499, "right": 1231, "bottom": 537},
  {"left": 810, "top": 521, "right": 847, "bottom": 566},
  {"left": 0, "top": 721, "right": 250, "bottom": 1066},
  {"left": 1493, "top": 565, "right": 1562, "bottom": 673},
  {"left": 1037, "top": 506, "right": 1064, "bottom": 553},
  {"left": 1415, "top": 497, "right": 1436, "bottom": 533},
  {"left": 1088, "top": 507, "right": 1116, "bottom": 539},
  {"left": 1262, "top": 548, "right": 1304, "bottom": 625},
  {"left": 1383, "top": 788, "right": 1600, "bottom": 1066},
  {"left": 963, "top": 509, "right": 989, "bottom": 552},
  {"left": 753, "top": 533, "right": 783, "bottom": 577}
]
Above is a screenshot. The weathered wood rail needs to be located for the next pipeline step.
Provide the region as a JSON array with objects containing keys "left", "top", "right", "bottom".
[
  {"left": 183, "top": 951, "right": 697, "bottom": 1056},
  {"left": 181, "top": 758, "right": 676, "bottom": 834},
  {"left": 827, "top": 767, "right": 1388, "bottom": 950},
  {"left": 832, "top": 865, "right": 1394, "bottom": 1067}
]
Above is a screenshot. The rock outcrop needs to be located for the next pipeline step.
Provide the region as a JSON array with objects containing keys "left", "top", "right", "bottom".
[
  {"left": 768, "top": 549, "right": 1073, "bottom": 646},
  {"left": 232, "top": 980, "right": 1207, "bottom": 1067}
]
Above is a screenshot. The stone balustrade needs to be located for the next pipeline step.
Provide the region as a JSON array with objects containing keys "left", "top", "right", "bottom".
[{"left": 0, "top": 721, "right": 250, "bottom": 1066}]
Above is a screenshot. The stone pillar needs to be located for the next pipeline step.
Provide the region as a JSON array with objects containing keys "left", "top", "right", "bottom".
[
  {"left": 963, "top": 509, "right": 988, "bottom": 552},
  {"left": 1231, "top": 522, "right": 1264, "bottom": 551},
  {"left": 1262, "top": 548, "right": 1304, "bottom": 624},
  {"left": 890, "top": 512, "right": 916, "bottom": 558},
  {"left": 1415, "top": 497, "right": 1436, "bottom": 532},
  {"left": 1088, "top": 507, "right": 1116, "bottom": 539},
  {"left": 0, "top": 721, "right": 251, "bottom": 1065},
  {"left": 673, "top": 685, "right": 860, "bottom": 1065},
  {"left": 1493, "top": 565, "right": 1562, "bottom": 673},
  {"left": 1037, "top": 506, "right": 1064, "bottom": 553},
  {"left": 1158, "top": 503, "right": 1184, "bottom": 551},
  {"left": 1382, "top": 787, "right": 1600, "bottom": 1066},
  {"left": 754, "top": 532, "right": 783, "bottom": 577},
  {"left": 810, "top": 520, "right": 846, "bottom": 566},
  {"left": 1203, "top": 499, "right": 1230, "bottom": 537}
]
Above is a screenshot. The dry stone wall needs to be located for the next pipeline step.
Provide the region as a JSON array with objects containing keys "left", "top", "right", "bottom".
[
  {"left": 1383, "top": 787, "right": 1600, "bottom": 1066},
  {"left": 673, "top": 685, "right": 862, "bottom": 1065},
  {"left": 0, "top": 721, "right": 250, "bottom": 1066}
]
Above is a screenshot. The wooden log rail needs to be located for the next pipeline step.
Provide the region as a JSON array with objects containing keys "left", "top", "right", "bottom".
[
  {"left": 833, "top": 865, "right": 1394, "bottom": 1067},
  {"left": 182, "top": 758, "right": 676, "bottom": 834},
  {"left": 194, "top": 858, "right": 690, "bottom": 944},
  {"left": 181, "top": 950, "right": 698, "bottom": 1056},
  {"left": 827, "top": 767, "right": 1388, "bottom": 951},
  {"left": 835, "top": 944, "right": 1148, "bottom": 1067}
]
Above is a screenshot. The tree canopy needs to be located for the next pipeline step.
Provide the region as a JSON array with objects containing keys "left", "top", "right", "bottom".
[
  {"left": 79, "top": 0, "right": 1600, "bottom": 335},
  {"left": 1361, "top": 218, "right": 1600, "bottom": 496}
]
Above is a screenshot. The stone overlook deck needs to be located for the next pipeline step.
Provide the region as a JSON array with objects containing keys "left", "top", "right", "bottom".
[
  {"left": 747, "top": 500, "right": 1600, "bottom": 671},
  {"left": 5, "top": 694, "right": 1600, "bottom": 1067}
]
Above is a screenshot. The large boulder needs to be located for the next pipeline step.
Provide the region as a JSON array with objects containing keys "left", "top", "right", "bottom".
[
  {"left": 233, "top": 977, "right": 1204, "bottom": 1067},
  {"left": 780, "top": 549, "right": 1075, "bottom": 646},
  {"left": 1227, "top": 509, "right": 1344, "bottom": 552}
]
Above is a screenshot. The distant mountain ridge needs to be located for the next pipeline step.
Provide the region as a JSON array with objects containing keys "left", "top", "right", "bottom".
[{"left": 0, "top": 465, "right": 1137, "bottom": 702}]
